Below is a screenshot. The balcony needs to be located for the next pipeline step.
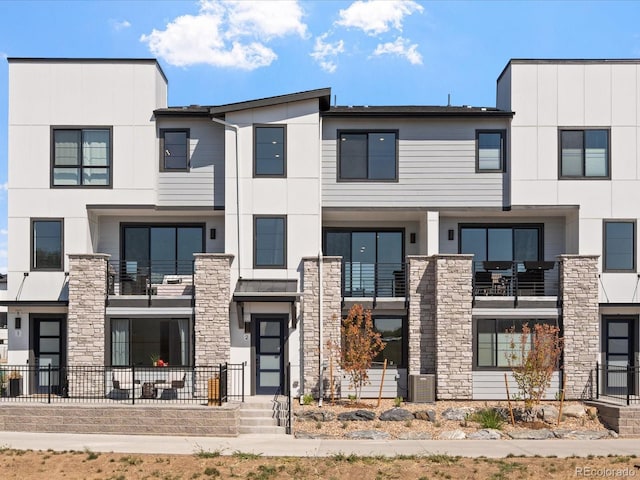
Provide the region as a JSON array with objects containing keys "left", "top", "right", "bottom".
[
  {"left": 341, "top": 262, "right": 406, "bottom": 305},
  {"left": 472, "top": 260, "right": 559, "bottom": 307},
  {"left": 107, "top": 260, "right": 195, "bottom": 308}
]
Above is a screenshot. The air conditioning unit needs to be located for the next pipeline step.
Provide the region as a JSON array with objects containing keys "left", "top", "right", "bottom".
[{"left": 409, "top": 374, "right": 435, "bottom": 403}]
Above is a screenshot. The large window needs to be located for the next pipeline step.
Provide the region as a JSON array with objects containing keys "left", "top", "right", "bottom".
[
  {"left": 338, "top": 131, "right": 397, "bottom": 181},
  {"left": 52, "top": 127, "right": 111, "bottom": 186},
  {"left": 111, "top": 318, "right": 189, "bottom": 366},
  {"left": 122, "top": 224, "right": 204, "bottom": 279},
  {"left": 324, "top": 229, "right": 404, "bottom": 297},
  {"left": 254, "top": 126, "right": 286, "bottom": 177},
  {"left": 476, "top": 318, "right": 558, "bottom": 369},
  {"left": 31, "top": 219, "right": 63, "bottom": 271},
  {"left": 372, "top": 317, "right": 406, "bottom": 367},
  {"left": 254, "top": 216, "right": 286, "bottom": 268},
  {"left": 559, "top": 129, "right": 609, "bottom": 179},
  {"left": 476, "top": 130, "right": 505, "bottom": 172},
  {"left": 460, "top": 225, "right": 541, "bottom": 265},
  {"left": 604, "top": 220, "right": 636, "bottom": 272},
  {"left": 160, "top": 129, "right": 189, "bottom": 171}
]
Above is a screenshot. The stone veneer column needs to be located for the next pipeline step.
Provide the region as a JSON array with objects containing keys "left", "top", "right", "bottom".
[
  {"left": 407, "top": 256, "right": 436, "bottom": 375},
  {"left": 67, "top": 254, "right": 109, "bottom": 396},
  {"left": 302, "top": 256, "right": 342, "bottom": 398},
  {"left": 558, "top": 255, "right": 599, "bottom": 399},
  {"left": 194, "top": 254, "right": 234, "bottom": 366},
  {"left": 434, "top": 254, "right": 474, "bottom": 399}
]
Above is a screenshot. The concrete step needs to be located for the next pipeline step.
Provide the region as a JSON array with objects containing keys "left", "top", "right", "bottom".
[
  {"left": 238, "top": 425, "right": 287, "bottom": 435},
  {"left": 238, "top": 417, "right": 279, "bottom": 427}
]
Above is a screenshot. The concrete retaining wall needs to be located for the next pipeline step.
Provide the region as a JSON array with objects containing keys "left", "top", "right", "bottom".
[{"left": 0, "top": 403, "right": 240, "bottom": 436}]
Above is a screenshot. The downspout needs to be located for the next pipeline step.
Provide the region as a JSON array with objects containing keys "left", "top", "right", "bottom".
[
  {"left": 318, "top": 113, "right": 324, "bottom": 407},
  {"left": 210, "top": 117, "right": 241, "bottom": 279}
]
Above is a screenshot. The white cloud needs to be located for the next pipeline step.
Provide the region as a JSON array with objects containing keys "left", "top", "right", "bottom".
[
  {"left": 0, "top": 229, "right": 7, "bottom": 236},
  {"left": 110, "top": 19, "right": 131, "bottom": 31},
  {"left": 141, "top": 0, "right": 307, "bottom": 70},
  {"left": 0, "top": 249, "right": 6, "bottom": 259},
  {"left": 310, "top": 33, "right": 345, "bottom": 73},
  {"left": 372, "top": 36, "right": 422, "bottom": 65},
  {"left": 336, "top": 0, "right": 423, "bottom": 36},
  {"left": 0, "top": 182, "right": 7, "bottom": 191},
  {"left": 0, "top": 52, "right": 7, "bottom": 61},
  {"left": 223, "top": 0, "right": 307, "bottom": 40}
]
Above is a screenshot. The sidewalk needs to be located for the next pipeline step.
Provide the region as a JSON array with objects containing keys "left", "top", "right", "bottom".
[{"left": 1, "top": 432, "right": 639, "bottom": 458}]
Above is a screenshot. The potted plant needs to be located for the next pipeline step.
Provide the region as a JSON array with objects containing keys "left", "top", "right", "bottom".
[{"left": 8, "top": 370, "right": 22, "bottom": 397}]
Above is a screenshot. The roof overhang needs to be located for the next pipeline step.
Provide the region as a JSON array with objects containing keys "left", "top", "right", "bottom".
[
  {"left": 233, "top": 279, "right": 301, "bottom": 329},
  {"left": 233, "top": 279, "right": 301, "bottom": 303},
  {"left": 0, "top": 300, "right": 69, "bottom": 307}
]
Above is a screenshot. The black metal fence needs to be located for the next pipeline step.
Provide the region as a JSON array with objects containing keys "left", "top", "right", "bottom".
[
  {"left": 342, "top": 262, "right": 406, "bottom": 299},
  {"left": 595, "top": 362, "right": 639, "bottom": 405},
  {"left": 472, "top": 260, "right": 559, "bottom": 298},
  {"left": 0, "top": 363, "right": 244, "bottom": 405},
  {"left": 107, "top": 260, "right": 195, "bottom": 299}
]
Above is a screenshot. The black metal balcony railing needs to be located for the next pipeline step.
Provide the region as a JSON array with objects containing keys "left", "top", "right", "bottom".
[
  {"left": 341, "top": 262, "right": 407, "bottom": 299},
  {"left": 107, "top": 260, "right": 195, "bottom": 299},
  {"left": 595, "top": 362, "right": 639, "bottom": 406},
  {"left": 472, "top": 260, "right": 559, "bottom": 299},
  {"left": 0, "top": 364, "right": 244, "bottom": 405}
]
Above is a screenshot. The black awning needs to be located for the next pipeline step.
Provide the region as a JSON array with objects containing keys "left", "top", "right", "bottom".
[
  {"left": 0, "top": 300, "right": 69, "bottom": 307},
  {"left": 232, "top": 279, "right": 300, "bottom": 303}
]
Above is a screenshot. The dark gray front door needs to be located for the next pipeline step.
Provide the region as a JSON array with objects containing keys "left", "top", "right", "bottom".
[
  {"left": 34, "top": 317, "right": 65, "bottom": 394},
  {"left": 605, "top": 318, "right": 634, "bottom": 396},
  {"left": 255, "top": 316, "right": 285, "bottom": 395}
]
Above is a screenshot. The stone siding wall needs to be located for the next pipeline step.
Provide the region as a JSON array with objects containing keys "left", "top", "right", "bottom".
[
  {"left": 194, "top": 254, "right": 234, "bottom": 367},
  {"left": 67, "top": 254, "right": 109, "bottom": 396},
  {"left": 407, "top": 256, "right": 436, "bottom": 375},
  {"left": 302, "top": 256, "right": 342, "bottom": 398},
  {"left": 559, "top": 255, "right": 599, "bottom": 399},
  {"left": 434, "top": 255, "right": 474, "bottom": 399}
]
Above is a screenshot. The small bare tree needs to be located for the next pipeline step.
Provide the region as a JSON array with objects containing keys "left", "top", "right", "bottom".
[
  {"left": 339, "top": 304, "right": 385, "bottom": 402},
  {"left": 506, "top": 322, "right": 563, "bottom": 410}
]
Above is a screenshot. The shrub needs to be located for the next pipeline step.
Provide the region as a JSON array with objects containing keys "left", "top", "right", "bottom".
[{"left": 470, "top": 408, "right": 505, "bottom": 430}]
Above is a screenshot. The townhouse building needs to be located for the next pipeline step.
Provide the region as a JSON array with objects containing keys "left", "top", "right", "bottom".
[{"left": 0, "top": 57, "right": 637, "bottom": 403}]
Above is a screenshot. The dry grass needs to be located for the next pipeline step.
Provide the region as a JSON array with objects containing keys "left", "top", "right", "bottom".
[{"left": 0, "top": 448, "right": 638, "bottom": 480}]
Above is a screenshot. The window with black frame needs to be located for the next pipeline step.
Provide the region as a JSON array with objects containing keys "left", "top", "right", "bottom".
[
  {"left": 372, "top": 317, "right": 406, "bottom": 367},
  {"left": 254, "top": 216, "right": 286, "bottom": 268},
  {"left": 338, "top": 131, "right": 397, "bottom": 181},
  {"left": 254, "top": 126, "right": 286, "bottom": 177},
  {"left": 476, "top": 318, "right": 558, "bottom": 369},
  {"left": 31, "top": 219, "right": 63, "bottom": 271},
  {"left": 160, "top": 129, "right": 189, "bottom": 171},
  {"left": 52, "top": 128, "right": 111, "bottom": 186},
  {"left": 559, "top": 129, "right": 609, "bottom": 179},
  {"left": 603, "top": 220, "right": 636, "bottom": 272},
  {"left": 122, "top": 225, "right": 204, "bottom": 286}
]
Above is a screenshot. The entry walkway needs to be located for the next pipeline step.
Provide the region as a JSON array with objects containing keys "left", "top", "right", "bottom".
[{"left": 1, "top": 431, "right": 639, "bottom": 458}]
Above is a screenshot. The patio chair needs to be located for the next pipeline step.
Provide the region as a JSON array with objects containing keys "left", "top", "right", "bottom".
[
  {"left": 112, "top": 368, "right": 141, "bottom": 398},
  {"left": 159, "top": 371, "right": 186, "bottom": 400}
]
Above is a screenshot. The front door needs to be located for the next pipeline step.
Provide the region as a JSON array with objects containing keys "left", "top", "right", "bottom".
[
  {"left": 604, "top": 318, "right": 634, "bottom": 396},
  {"left": 254, "top": 316, "right": 285, "bottom": 395},
  {"left": 33, "top": 317, "right": 65, "bottom": 394}
]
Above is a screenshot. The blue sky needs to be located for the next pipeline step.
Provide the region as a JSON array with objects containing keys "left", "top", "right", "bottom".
[{"left": 1, "top": 0, "right": 640, "bottom": 273}]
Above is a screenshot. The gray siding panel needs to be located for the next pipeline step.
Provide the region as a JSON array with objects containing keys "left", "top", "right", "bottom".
[
  {"left": 473, "top": 371, "right": 561, "bottom": 400},
  {"left": 322, "top": 137, "right": 505, "bottom": 207},
  {"left": 340, "top": 368, "right": 407, "bottom": 399},
  {"left": 156, "top": 119, "right": 225, "bottom": 208}
]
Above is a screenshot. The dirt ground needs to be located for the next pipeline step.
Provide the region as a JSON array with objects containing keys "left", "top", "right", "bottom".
[
  {"left": 294, "top": 399, "right": 609, "bottom": 439},
  {"left": 1, "top": 448, "right": 639, "bottom": 480}
]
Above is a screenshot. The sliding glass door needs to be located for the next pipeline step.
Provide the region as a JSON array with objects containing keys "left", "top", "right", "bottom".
[{"left": 324, "top": 229, "right": 404, "bottom": 297}]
